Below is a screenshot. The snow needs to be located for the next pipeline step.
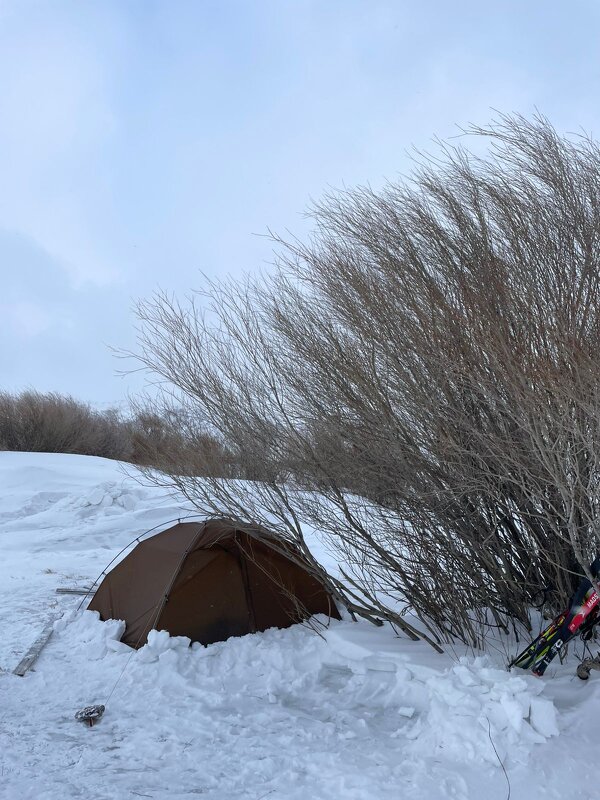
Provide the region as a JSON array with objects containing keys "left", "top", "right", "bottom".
[{"left": 0, "top": 452, "right": 599, "bottom": 799}]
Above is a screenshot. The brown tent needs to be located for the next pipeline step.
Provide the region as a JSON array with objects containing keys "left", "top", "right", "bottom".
[{"left": 88, "top": 520, "right": 340, "bottom": 648}]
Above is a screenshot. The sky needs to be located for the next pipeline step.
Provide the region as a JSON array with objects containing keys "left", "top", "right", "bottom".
[{"left": 1, "top": 0, "right": 599, "bottom": 408}]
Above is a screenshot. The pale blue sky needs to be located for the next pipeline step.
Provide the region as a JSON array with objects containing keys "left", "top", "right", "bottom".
[{"left": 1, "top": 0, "right": 599, "bottom": 406}]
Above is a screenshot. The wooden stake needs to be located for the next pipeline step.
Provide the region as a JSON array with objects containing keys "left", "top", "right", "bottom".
[{"left": 13, "top": 614, "right": 61, "bottom": 677}]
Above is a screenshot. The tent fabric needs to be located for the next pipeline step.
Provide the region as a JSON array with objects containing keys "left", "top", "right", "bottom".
[{"left": 88, "top": 520, "right": 340, "bottom": 648}]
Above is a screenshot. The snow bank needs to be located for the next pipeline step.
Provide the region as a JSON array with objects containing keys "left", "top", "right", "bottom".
[
  {"left": 52, "top": 609, "right": 560, "bottom": 775},
  {"left": 0, "top": 452, "right": 595, "bottom": 800},
  {"left": 404, "top": 659, "right": 558, "bottom": 766}
]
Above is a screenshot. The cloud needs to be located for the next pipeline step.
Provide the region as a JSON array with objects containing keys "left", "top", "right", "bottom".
[
  {"left": 0, "top": 229, "right": 77, "bottom": 349},
  {"left": 0, "top": 228, "right": 130, "bottom": 403},
  {"left": 4, "top": 301, "right": 55, "bottom": 339},
  {"left": 0, "top": 2, "right": 122, "bottom": 287},
  {"left": 0, "top": 0, "right": 599, "bottom": 405}
]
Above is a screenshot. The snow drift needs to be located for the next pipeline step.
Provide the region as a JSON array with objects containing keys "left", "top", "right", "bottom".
[{"left": 0, "top": 452, "right": 597, "bottom": 800}]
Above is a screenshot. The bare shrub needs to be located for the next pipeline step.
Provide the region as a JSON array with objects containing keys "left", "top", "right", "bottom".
[
  {"left": 0, "top": 390, "right": 130, "bottom": 460},
  {"left": 128, "top": 400, "right": 238, "bottom": 476},
  {"left": 131, "top": 113, "right": 600, "bottom": 648},
  {"left": 0, "top": 389, "right": 240, "bottom": 478}
]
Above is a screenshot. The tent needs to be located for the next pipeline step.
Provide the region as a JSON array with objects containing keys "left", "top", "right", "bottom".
[{"left": 88, "top": 520, "right": 340, "bottom": 648}]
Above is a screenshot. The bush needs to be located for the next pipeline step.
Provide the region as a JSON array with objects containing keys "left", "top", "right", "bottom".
[
  {"left": 0, "top": 391, "right": 131, "bottom": 459},
  {"left": 131, "top": 114, "right": 600, "bottom": 648},
  {"left": 128, "top": 401, "right": 238, "bottom": 477},
  {"left": 0, "top": 389, "right": 237, "bottom": 478}
]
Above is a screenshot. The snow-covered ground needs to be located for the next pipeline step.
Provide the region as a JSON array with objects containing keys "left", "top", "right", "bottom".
[{"left": 0, "top": 452, "right": 598, "bottom": 800}]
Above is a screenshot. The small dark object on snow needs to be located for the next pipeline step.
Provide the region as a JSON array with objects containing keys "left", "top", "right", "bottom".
[
  {"left": 576, "top": 656, "right": 600, "bottom": 681},
  {"left": 75, "top": 704, "right": 105, "bottom": 727}
]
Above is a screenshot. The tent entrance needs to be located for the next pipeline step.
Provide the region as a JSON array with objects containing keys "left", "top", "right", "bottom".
[{"left": 159, "top": 549, "right": 251, "bottom": 645}]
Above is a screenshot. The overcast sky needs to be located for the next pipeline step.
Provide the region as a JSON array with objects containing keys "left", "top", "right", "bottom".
[{"left": 1, "top": 0, "right": 599, "bottom": 407}]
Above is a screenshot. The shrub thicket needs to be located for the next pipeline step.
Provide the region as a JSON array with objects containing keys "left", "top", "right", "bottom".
[
  {"left": 0, "top": 391, "right": 131, "bottom": 459},
  {"left": 131, "top": 114, "right": 600, "bottom": 649},
  {"left": 0, "top": 391, "right": 231, "bottom": 475}
]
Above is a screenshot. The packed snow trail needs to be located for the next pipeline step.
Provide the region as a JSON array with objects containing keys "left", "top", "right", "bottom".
[{"left": 0, "top": 452, "right": 597, "bottom": 799}]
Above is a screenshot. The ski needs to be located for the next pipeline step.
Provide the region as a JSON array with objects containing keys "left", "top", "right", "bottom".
[
  {"left": 509, "top": 608, "right": 569, "bottom": 672},
  {"left": 510, "top": 556, "right": 600, "bottom": 676}
]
